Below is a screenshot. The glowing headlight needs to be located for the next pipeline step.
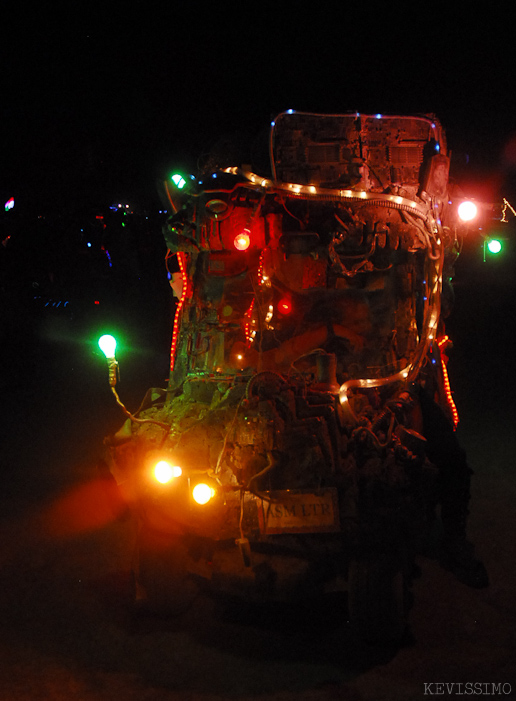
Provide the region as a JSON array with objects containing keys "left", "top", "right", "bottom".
[
  {"left": 192, "top": 482, "right": 216, "bottom": 505},
  {"left": 154, "top": 460, "right": 182, "bottom": 484}
]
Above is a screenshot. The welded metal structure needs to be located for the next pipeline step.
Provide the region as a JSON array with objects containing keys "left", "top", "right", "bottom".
[{"left": 103, "top": 112, "right": 477, "bottom": 640}]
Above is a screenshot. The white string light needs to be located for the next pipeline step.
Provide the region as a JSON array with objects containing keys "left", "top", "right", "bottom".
[{"left": 501, "top": 197, "right": 516, "bottom": 223}]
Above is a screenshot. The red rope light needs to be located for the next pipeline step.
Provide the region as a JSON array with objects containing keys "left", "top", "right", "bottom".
[
  {"left": 257, "top": 250, "right": 269, "bottom": 286},
  {"left": 244, "top": 299, "right": 255, "bottom": 345},
  {"left": 437, "top": 335, "right": 459, "bottom": 428},
  {"left": 170, "top": 252, "right": 189, "bottom": 372}
]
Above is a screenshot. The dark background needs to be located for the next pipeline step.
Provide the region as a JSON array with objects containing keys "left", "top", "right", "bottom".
[
  {"left": 1, "top": 3, "right": 516, "bottom": 700},
  {"left": 3, "top": 2, "right": 516, "bottom": 210}
]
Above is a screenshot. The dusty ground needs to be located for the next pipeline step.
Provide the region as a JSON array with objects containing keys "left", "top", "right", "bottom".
[{"left": 0, "top": 246, "right": 515, "bottom": 700}]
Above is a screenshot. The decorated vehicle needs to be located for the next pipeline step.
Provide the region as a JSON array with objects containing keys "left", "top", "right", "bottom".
[{"left": 100, "top": 112, "right": 491, "bottom": 643}]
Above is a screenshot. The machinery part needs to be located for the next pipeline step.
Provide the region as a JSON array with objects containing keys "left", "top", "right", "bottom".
[
  {"left": 245, "top": 371, "right": 285, "bottom": 399},
  {"left": 135, "top": 525, "right": 200, "bottom": 615}
]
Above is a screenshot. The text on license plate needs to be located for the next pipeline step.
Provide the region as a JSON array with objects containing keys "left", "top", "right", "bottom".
[{"left": 258, "top": 489, "right": 339, "bottom": 534}]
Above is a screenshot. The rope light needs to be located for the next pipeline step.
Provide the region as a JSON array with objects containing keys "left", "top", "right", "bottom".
[
  {"left": 437, "top": 335, "right": 459, "bottom": 428},
  {"left": 170, "top": 252, "right": 189, "bottom": 372},
  {"left": 222, "top": 167, "right": 435, "bottom": 226},
  {"left": 244, "top": 299, "right": 256, "bottom": 345},
  {"left": 501, "top": 197, "right": 516, "bottom": 223}
]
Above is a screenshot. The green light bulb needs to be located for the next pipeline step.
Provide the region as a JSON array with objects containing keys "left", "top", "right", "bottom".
[
  {"left": 171, "top": 174, "right": 186, "bottom": 189},
  {"left": 487, "top": 239, "right": 502, "bottom": 254},
  {"left": 98, "top": 334, "right": 117, "bottom": 359}
]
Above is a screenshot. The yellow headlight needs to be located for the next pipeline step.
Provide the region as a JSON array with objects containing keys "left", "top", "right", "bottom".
[
  {"left": 192, "top": 482, "right": 216, "bottom": 505},
  {"left": 154, "top": 460, "right": 182, "bottom": 484}
]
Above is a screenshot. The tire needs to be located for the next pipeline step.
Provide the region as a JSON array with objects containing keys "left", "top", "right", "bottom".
[
  {"left": 135, "top": 525, "right": 199, "bottom": 615},
  {"left": 347, "top": 550, "right": 408, "bottom": 645}
]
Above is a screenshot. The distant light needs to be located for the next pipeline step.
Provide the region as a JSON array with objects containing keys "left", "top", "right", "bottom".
[
  {"left": 375, "top": 113, "right": 382, "bottom": 119},
  {"left": 87, "top": 242, "right": 92, "bottom": 248},
  {"left": 287, "top": 109, "right": 295, "bottom": 114}
]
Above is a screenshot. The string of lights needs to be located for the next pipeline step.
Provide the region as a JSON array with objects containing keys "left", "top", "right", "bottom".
[
  {"left": 437, "top": 335, "right": 460, "bottom": 428},
  {"left": 501, "top": 197, "right": 516, "bottom": 223},
  {"left": 170, "top": 251, "right": 189, "bottom": 372}
]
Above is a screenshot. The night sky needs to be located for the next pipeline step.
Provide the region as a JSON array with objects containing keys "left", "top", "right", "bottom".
[{"left": 2, "top": 2, "right": 516, "bottom": 213}]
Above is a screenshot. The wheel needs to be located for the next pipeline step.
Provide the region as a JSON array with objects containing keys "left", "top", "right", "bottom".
[
  {"left": 135, "top": 525, "right": 199, "bottom": 615},
  {"left": 347, "top": 550, "right": 408, "bottom": 645}
]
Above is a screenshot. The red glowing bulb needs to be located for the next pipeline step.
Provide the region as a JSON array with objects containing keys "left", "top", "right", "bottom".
[
  {"left": 234, "top": 230, "right": 251, "bottom": 251},
  {"left": 278, "top": 297, "right": 292, "bottom": 314}
]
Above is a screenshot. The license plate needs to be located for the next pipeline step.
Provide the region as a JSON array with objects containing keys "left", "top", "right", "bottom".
[{"left": 257, "top": 489, "right": 339, "bottom": 534}]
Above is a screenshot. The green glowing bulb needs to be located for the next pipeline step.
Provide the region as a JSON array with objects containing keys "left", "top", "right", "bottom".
[
  {"left": 487, "top": 239, "right": 502, "bottom": 254},
  {"left": 98, "top": 334, "right": 117, "bottom": 359},
  {"left": 171, "top": 173, "right": 187, "bottom": 189}
]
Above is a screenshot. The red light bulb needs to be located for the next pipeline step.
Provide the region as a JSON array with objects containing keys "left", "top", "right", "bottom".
[
  {"left": 234, "top": 230, "right": 251, "bottom": 251},
  {"left": 458, "top": 201, "right": 478, "bottom": 222},
  {"left": 278, "top": 297, "right": 292, "bottom": 314}
]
